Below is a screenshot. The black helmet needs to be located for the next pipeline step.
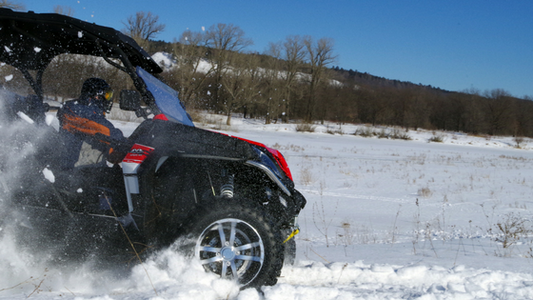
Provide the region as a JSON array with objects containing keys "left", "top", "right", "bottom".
[{"left": 80, "top": 78, "right": 114, "bottom": 113}]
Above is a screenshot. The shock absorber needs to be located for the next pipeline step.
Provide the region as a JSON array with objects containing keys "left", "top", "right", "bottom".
[{"left": 220, "top": 173, "right": 235, "bottom": 198}]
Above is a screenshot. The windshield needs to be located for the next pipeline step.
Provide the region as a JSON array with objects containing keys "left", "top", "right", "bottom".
[{"left": 136, "top": 67, "right": 194, "bottom": 127}]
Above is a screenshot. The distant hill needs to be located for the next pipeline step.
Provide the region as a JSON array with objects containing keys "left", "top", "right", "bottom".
[
  {"left": 149, "top": 39, "right": 448, "bottom": 94},
  {"left": 331, "top": 66, "right": 452, "bottom": 95}
]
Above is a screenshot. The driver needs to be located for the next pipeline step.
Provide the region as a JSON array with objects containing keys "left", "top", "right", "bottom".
[{"left": 56, "top": 78, "right": 126, "bottom": 170}]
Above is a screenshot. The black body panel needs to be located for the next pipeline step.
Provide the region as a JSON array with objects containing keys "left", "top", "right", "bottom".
[{"left": 129, "top": 119, "right": 257, "bottom": 160}]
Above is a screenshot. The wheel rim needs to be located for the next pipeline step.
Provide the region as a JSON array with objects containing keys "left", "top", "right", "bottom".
[{"left": 195, "top": 218, "right": 265, "bottom": 285}]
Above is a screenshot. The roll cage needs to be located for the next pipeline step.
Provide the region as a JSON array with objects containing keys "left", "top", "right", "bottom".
[{"left": 0, "top": 8, "right": 162, "bottom": 106}]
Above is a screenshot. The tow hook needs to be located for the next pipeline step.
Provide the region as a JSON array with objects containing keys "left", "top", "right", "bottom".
[
  {"left": 283, "top": 227, "right": 299, "bottom": 243},
  {"left": 283, "top": 216, "right": 300, "bottom": 243}
]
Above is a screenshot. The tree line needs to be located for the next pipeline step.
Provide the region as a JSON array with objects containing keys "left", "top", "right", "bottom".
[
  {"left": 2, "top": 4, "right": 533, "bottom": 138},
  {"left": 155, "top": 35, "right": 533, "bottom": 138},
  {"left": 122, "top": 11, "right": 533, "bottom": 138}
]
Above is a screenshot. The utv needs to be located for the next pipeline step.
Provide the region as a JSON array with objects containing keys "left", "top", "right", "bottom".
[{"left": 0, "top": 8, "right": 305, "bottom": 288}]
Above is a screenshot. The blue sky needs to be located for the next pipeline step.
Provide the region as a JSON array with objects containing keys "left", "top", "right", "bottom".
[{"left": 20, "top": 0, "right": 533, "bottom": 98}]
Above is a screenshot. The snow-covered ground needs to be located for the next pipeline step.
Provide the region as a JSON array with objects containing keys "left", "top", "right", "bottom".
[{"left": 3, "top": 112, "right": 533, "bottom": 299}]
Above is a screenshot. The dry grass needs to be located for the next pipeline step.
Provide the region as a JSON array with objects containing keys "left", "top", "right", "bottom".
[
  {"left": 300, "top": 166, "right": 314, "bottom": 185},
  {"left": 418, "top": 187, "right": 433, "bottom": 198}
]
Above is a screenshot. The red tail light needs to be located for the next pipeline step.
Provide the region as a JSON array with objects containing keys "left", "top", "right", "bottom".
[{"left": 264, "top": 147, "right": 293, "bottom": 181}]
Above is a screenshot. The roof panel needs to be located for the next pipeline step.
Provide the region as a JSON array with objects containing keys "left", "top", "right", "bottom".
[{"left": 0, "top": 8, "right": 162, "bottom": 73}]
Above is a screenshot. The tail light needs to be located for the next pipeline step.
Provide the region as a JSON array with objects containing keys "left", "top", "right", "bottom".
[{"left": 264, "top": 147, "right": 293, "bottom": 181}]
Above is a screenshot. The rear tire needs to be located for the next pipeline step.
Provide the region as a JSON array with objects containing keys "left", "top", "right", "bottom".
[{"left": 184, "top": 200, "right": 284, "bottom": 288}]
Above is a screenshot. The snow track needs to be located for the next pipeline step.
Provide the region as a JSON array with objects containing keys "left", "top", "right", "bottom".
[
  {"left": 272, "top": 262, "right": 533, "bottom": 299},
  {"left": 300, "top": 188, "right": 412, "bottom": 204}
]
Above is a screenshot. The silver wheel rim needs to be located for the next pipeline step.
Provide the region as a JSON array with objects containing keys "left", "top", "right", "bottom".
[{"left": 195, "top": 218, "right": 265, "bottom": 285}]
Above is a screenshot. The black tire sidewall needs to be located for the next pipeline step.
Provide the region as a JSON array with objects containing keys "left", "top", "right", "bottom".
[{"left": 185, "top": 200, "right": 284, "bottom": 288}]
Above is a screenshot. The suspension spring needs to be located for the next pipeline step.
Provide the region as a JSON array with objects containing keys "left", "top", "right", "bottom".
[{"left": 220, "top": 174, "right": 234, "bottom": 198}]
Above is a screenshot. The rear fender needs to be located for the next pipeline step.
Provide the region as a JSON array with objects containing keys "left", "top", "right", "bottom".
[{"left": 137, "top": 153, "right": 302, "bottom": 232}]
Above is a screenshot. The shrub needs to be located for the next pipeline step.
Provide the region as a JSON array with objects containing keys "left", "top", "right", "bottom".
[
  {"left": 390, "top": 128, "right": 412, "bottom": 140},
  {"left": 493, "top": 213, "right": 530, "bottom": 251},
  {"left": 326, "top": 128, "right": 343, "bottom": 135},
  {"left": 354, "top": 126, "right": 374, "bottom": 137},
  {"left": 514, "top": 136, "right": 525, "bottom": 148},
  {"left": 428, "top": 133, "right": 444, "bottom": 143},
  {"left": 377, "top": 129, "right": 388, "bottom": 139},
  {"left": 295, "top": 123, "right": 316, "bottom": 133}
]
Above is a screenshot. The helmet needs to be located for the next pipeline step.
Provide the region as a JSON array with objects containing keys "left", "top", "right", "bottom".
[{"left": 80, "top": 78, "right": 114, "bottom": 113}]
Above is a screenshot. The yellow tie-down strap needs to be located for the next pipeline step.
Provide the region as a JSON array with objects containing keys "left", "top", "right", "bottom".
[{"left": 283, "top": 228, "right": 300, "bottom": 244}]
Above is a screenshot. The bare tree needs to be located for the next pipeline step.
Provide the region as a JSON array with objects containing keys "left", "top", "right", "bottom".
[
  {"left": 0, "top": 0, "right": 24, "bottom": 10},
  {"left": 169, "top": 29, "right": 212, "bottom": 108},
  {"left": 268, "top": 35, "right": 306, "bottom": 123},
  {"left": 461, "top": 89, "right": 485, "bottom": 134},
  {"left": 263, "top": 42, "right": 285, "bottom": 123},
  {"left": 303, "top": 36, "right": 337, "bottom": 122},
  {"left": 122, "top": 11, "right": 165, "bottom": 51},
  {"left": 53, "top": 5, "right": 74, "bottom": 16},
  {"left": 205, "top": 23, "right": 253, "bottom": 125},
  {"left": 206, "top": 23, "right": 253, "bottom": 54},
  {"left": 409, "top": 89, "right": 430, "bottom": 130},
  {"left": 43, "top": 54, "right": 132, "bottom": 102},
  {"left": 239, "top": 54, "right": 262, "bottom": 121},
  {"left": 483, "top": 89, "right": 513, "bottom": 135},
  {"left": 357, "top": 87, "right": 391, "bottom": 126},
  {"left": 220, "top": 54, "right": 260, "bottom": 125}
]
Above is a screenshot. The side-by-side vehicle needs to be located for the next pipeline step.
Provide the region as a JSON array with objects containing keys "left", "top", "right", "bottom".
[{"left": 0, "top": 8, "right": 305, "bottom": 288}]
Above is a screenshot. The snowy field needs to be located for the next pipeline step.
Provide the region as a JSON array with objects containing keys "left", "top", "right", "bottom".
[{"left": 3, "top": 112, "right": 533, "bottom": 299}]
